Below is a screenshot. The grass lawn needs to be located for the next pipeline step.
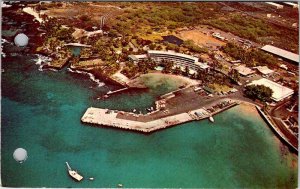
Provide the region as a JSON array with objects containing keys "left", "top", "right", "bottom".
[{"left": 209, "top": 83, "right": 232, "bottom": 93}]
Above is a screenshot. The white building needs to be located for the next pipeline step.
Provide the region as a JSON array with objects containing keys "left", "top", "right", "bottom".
[
  {"left": 212, "top": 33, "right": 225, "bottom": 40},
  {"left": 279, "top": 64, "right": 288, "bottom": 70},
  {"left": 148, "top": 50, "right": 210, "bottom": 71},
  {"left": 261, "top": 45, "right": 299, "bottom": 64},
  {"left": 128, "top": 54, "right": 148, "bottom": 63},
  {"left": 248, "top": 78, "right": 294, "bottom": 102},
  {"left": 255, "top": 66, "right": 274, "bottom": 76},
  {"left": 283, "top": 2, "right": 298, "bottom": 8},
  {"left": 234, "top": 65, "right": 255, "bottom": 76},
  {"left": 265, "top": 2, "right": 284, "bottom": 9},
  {"left": 129, "top": 50, "right": 210, "bottom": 72}
]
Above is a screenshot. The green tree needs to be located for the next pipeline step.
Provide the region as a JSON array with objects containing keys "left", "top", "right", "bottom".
[
  {"left": 244, "top": 85, "right": 273, "bottom": 102},
  {"left": 184, "top": 66, "right": 190, "bottom": 76},
  {"left": 173, "top": 66, "right": 182, "bottom": 75},
  {"left": 162, "top": 60, "right": 174, "bottom": 74},
  {"left": 229, "top": 69, "right": 240, "bottom": 82}
]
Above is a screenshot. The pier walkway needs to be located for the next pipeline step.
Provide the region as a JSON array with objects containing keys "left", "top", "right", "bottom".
[
  {"left": 82, "top": 107, "right": 194, "bottom": 132},
  {"left": 81, "top": 99, "right": 238, "bottom": 133}
]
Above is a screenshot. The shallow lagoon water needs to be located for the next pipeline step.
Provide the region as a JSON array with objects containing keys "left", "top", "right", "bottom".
[{"left": 1, "top": 55, "right": 297, "bottom": 188}]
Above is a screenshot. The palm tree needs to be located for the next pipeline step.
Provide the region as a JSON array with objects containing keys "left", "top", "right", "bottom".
[{"left": 184, "top": 66, "right": 190, "bottom": 76}]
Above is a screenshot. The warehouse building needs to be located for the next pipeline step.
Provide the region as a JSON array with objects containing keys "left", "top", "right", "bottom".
[
  {"left": 248, "top": 78, "right": 294, "bottom": 102},
  {"left": 265, "top": 2, "right": 284, "bottom": 9},
  {"left": 261, "top": 45, "right": 299, "bottom": 64},
  {"left": 234, "top": 65, "right": 255, "bottom": 77},
  {"left": 283, "top": 2, "right": 298, "bottom": 8},
  {"left": 255, "top": 66, "right": 274, "bottom": 76}
]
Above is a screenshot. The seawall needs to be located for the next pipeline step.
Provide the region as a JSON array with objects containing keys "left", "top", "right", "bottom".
[{"left": 256, "top": 106, "right": 298, "bottom": 153}]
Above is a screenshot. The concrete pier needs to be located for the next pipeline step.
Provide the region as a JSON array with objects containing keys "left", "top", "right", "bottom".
[
  {"left": 82, "top": 107, "right": 195, "bottom": 132},
  {"left": 81, "top": 99, "right": 238, "bottom": 133}
]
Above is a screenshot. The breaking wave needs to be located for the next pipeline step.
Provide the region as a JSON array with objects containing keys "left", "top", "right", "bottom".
[{"left": 67, "top": 68, "right": 105, "bottom": 87}]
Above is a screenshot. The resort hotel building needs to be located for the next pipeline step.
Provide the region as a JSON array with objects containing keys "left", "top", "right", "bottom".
[{"left": 128, "top": 50, "right": 210, "bottom": 73}]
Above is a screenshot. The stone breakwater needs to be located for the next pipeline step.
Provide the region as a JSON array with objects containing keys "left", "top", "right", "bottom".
[{"left": 81, "top": 99, "right": 238, "bottom": 133}]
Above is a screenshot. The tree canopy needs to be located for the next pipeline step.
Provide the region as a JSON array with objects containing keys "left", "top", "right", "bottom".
[
  {"left": 222, "top": 42, "right": 277, "bottom": 67},
  {"left": 244, "top": 84, "right": 273, "bottom": 102}
]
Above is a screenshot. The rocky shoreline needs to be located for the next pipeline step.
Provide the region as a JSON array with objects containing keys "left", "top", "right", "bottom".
[{"left": 2, "top": 3, "right": 130, "bottom": 89}]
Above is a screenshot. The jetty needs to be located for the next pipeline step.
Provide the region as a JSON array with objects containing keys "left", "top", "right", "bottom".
[
  {"left": 65, "top": 162, "right": 83, "bottom": 182},
  {"left": 106, "top": 87, "right": 129, "bottom": 95},
  {"left": 81, "top": 99, "right": 238, "bottom": 133}
]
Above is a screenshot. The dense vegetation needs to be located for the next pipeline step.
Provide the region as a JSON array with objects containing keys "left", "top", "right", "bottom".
[
  {"left": 121, "top": 59, "right": 157, "bottom": 78},
  {"left": 182, "top": 40, "right": 208, "bottom": 54},
  {"left": 109, "top": 2, "right": 295, "bottom": 50},
  {"left": 207, "top": 14, "right": 277, "bottom": 41},
  {"left": 38, "top": 2, "right": 298, "bottom": 80},
  {"left": 90, "top": 61, "right": 120, "bottom": 77},
  {"left": 111, "top": 2, "right": 222, "bottom": 37},
  {"left": 228, "top": 69, "right": 240, "bottom": 83},
  {"left": 222, "top": 42, "right": 277, "bottom": 67},
  {"left": 244, "top": 84, "right": 273, "bottom": 102}
]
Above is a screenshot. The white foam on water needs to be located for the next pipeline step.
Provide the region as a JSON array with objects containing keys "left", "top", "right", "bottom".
[
  {"left": 35, "top": 54, "right": 52, "bottom": 65},
  {"left": 1, "top": 2, "right": 12, "bottom": 8},
  {"left": 34, "top": 54, "right": 52, "bottom": 71},
  {"left": 1, "top": 38, "right": 10, "bottom": 44},
  {"left": 67, "top": 68, "right": 105, "bottom": 87}
]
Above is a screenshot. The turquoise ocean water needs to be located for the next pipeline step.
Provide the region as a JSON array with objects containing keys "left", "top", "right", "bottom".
[{"left": 1, "top": 54, "right": 297, "bottom": 188}]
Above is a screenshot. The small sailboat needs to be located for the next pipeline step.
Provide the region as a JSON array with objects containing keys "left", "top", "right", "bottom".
[
  {"left": 209, "top": 116, "right": 214, "bottom": 123},
  {"left": 65, "top": 162, "right": 83, "bottom": 182}
]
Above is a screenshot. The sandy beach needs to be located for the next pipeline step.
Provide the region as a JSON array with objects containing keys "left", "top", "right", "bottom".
[
  {"left": 128, "top": 72, "right": 200, "bottom": 89},
  {"left": 237, "top": 101, "right": 260, "bottom": 116}
]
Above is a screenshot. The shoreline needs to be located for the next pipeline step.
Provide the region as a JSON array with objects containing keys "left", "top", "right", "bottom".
[{"left": 256, "top": 106, "right": 298, "bottom": 153}]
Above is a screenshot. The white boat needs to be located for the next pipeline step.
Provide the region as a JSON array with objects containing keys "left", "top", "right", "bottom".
[
  {"left": 118, "top": 184, "right": 123, "bottom": 188},
  {"left": 209, "top": 116, "right": 214, "bottom": 123},
  {"left": 89, "top": 177, "right": 94, "bottom": 181},
  {"left": 65, "top": 162, "right": 83, "bottom": 182}
]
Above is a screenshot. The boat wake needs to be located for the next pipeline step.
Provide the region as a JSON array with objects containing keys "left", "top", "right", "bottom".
[{"left": 67, "top": 68, "right": 105, "bottom": 87}]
